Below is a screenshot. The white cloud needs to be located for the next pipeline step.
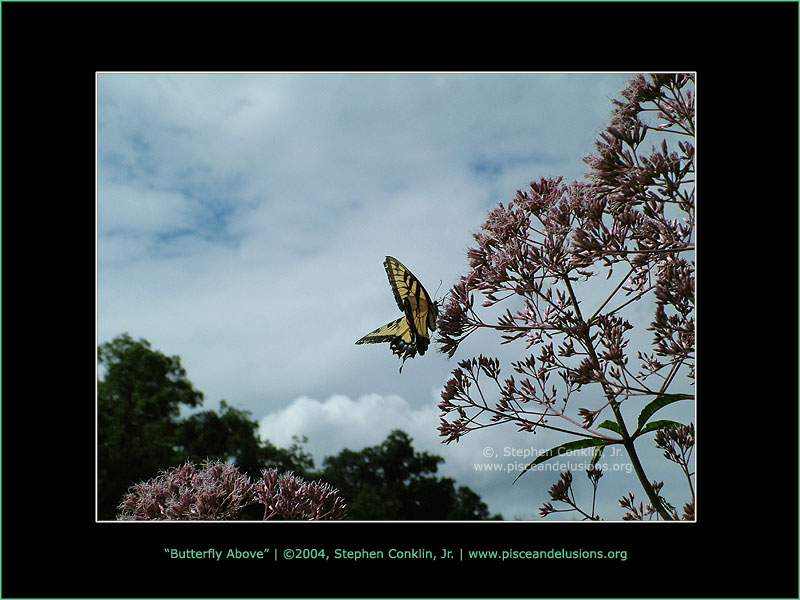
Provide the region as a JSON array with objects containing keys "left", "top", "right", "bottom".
[
  {"left": 97, "top": 182, "right": 199, "bottom": 236},
  {"left": 258, "top": 393, "right": 439, "bottom": 458}
]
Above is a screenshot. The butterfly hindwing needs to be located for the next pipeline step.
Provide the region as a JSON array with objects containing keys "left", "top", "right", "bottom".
[
  {"left": 355, "top": 317, "right": 418, "bottom": 360},
  {"left": 355, "top": 256, "right": 437, "bottom": 371}
]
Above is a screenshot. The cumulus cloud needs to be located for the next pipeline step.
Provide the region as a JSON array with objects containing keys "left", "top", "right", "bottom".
[{"left": 258, "top": 393, "right": 441, "bottom": 463}]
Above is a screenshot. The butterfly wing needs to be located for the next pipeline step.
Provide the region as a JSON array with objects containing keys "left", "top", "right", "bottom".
[{"left": 355, "top": 316, "right": 418, "bottom": 371}]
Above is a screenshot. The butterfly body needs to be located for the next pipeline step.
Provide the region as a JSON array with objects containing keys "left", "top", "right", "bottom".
[{"left": 355, "top": 256, "right": 437, "bottom": 372}]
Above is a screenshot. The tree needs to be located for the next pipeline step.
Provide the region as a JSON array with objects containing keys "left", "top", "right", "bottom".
[
  {"left": 98, "top": 333, "right": 313, "bottom": 520},
  {"left": 178, "top": 401, "right": 315, "bottom": 480},
  {"left": 319, "top": 430, "right": 501, "bottom": 520},
  {"left": 436, "top": 74, "right": 695, "bottom": 520},
  {"left": 98, "top": 333, "right": 204, "bottom": 520}
]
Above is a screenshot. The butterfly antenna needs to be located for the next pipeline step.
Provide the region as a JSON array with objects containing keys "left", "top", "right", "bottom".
[
  {"left": 434, "top": 281, "right": 452, "bottom": 307},
  {"left": 435, "top": 279, "right": 452, "bottom": 304}
]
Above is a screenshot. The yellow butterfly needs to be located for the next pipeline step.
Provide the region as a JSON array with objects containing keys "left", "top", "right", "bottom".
[{"left": 355, "top": 256, "right": 438, "bottom": 372}]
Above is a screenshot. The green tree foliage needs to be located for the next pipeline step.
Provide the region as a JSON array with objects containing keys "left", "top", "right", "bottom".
[
  {"left": 319, "top": 430, "right": 501, "bottom": 520},
  {"left": 97, "top": 334, "right": 312, "bottom": 520},
  {"left": 98, "top": 334, "right": 204, "bottom": 519},
  {"left": 178, "top": 402, "right": 314, "bottom": 480}
]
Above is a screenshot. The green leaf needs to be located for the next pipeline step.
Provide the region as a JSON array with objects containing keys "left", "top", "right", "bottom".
[
  {"left": 513, "top": 437, "right": 610, "bottom": 484},
  {"left": 590, "top": 444, "right": 607, "bottom": 467},
  {"left": 637, "top": 419, "right": 687, "bottom": 436},
  {"left": 637, "top": 393, "right": 693, "bottom": 432},
  {"left": 597, "top": 420, "right": 622, "bottom": 435}
]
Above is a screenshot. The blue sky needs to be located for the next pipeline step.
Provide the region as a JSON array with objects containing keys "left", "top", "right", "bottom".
[{"left": 97, "top": 72, "right": 694, "bottom": 520}]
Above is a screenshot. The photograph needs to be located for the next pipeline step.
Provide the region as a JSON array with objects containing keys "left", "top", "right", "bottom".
[{"left": 96, "top": 72, "right": 695, "bottom": 524}]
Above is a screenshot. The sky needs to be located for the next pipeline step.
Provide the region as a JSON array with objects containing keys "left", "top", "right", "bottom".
[{"left": 97, "top": 72, "right": 695, "bottom": 521}]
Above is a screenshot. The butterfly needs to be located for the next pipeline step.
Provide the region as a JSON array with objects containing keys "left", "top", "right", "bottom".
[{"left": 355, "top": 256, "right": 438, "bottom": 372}]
